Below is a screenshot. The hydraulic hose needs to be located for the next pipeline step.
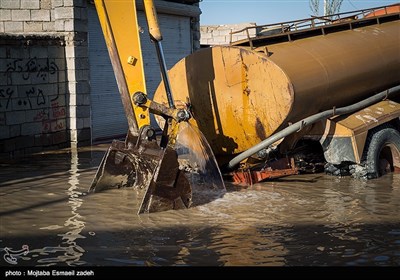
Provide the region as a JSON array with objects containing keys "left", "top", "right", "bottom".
[{"left": 227, "top": 85, "right": 400, "bottom": 170}]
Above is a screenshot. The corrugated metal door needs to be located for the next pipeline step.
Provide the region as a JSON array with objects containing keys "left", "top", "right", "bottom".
[{"left": 88, "top": 5, "right": 192, "bottom": 141}]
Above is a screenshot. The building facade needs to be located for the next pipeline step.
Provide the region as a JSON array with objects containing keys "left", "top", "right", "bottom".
[{"left": 0, "top": 0, "right": 201, "bottom": 158}]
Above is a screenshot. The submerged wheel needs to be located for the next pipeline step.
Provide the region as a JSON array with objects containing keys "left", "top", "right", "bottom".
[{"left": 360, "top": 126, "right": 400, "bottom": 179}]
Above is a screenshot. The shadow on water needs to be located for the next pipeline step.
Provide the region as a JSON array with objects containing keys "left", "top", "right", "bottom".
[
  {"left": 0, "top": 148, "right": 99, "bottom": 217},
  {"left": 0, "top": 146, "right": 105, "bottom": 186},
  {"left": 0, "top": 196, "right": 73, "bottom": 217},
  {"left": 0, "top": 145, "right": 400, "bottom": 266},
  {"left": 1, "top": 222, "right": 400, "bottom": 266}
]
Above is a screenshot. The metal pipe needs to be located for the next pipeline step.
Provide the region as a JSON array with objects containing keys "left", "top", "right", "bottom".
[
  {"left": 143, "top": 0, "right": 175, "bottom": 109},
  {"left": 227, "top": 86, "right": 400, "bottom": 170},
  {"left": 154, "top": 41, "right": 175, "bottom": 108}
]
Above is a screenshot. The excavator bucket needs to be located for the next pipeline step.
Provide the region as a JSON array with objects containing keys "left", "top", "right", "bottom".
[{"left": 90, "top": 124, "right": 226, "bottom": 214}]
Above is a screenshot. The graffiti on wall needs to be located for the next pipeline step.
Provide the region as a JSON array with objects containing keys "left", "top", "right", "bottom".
[
  {"left": 32, "top": 101, "right": 66, "bottom": 133},
  {"left": 0, "top": 88, "right": 13, "bottom": 109},
  {"left": 0, "top": 56, "right": 66, "bottom": 134},
  {"left": 4, "top": 57, "right": 59, "bottom": 84},
  {"left": 0, "top": 57, "right": 61, "bottom": 110}
]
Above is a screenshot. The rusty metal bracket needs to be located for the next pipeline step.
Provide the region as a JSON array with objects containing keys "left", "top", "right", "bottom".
[
  {"left": 383, "top": 89, "right": 389, "bottom": 100},
  {"left": 231, "top": 158, "right": 298, "bottom": 186},
  {"left": 296, "top": 120, "right": 306, "bottom": 132},
  {"left": 133, "top": 91, "right": 191, "bottom": 122}
]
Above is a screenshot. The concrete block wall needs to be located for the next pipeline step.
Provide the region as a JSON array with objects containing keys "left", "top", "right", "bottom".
[
  {"left": 0, "top": 35, "right": 68, "bottom": 158},
  {"left": 200, "top": 23, "right": 258, "bottom": 46},
  {"left": 0, "top": 0, "right": 90, "bottom": 158},
  {"left": 1, "top": 0, "right": 53, "bottom": 33}
]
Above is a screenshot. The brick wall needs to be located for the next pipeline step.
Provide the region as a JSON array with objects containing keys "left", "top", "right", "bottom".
[
  {"left": 0, "top": 0, "right": 90, "bottom": 158},
  {"left": 200, "top": 23, "right": 258, "bottom": 46}
]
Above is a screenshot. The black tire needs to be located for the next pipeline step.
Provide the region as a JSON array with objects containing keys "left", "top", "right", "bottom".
[{"left": 361, "top": 126, "right": 400, "bottom": 179}]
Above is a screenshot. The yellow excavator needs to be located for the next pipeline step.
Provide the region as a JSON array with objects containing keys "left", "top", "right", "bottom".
[
  {"left": 90, "top": 0, "right": 400, "bottom": 214},
  {"left": 89, "top": 0, "right": 226, "bottom": 214}
]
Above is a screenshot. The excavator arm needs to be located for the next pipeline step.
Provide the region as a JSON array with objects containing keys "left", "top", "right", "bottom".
[
  {"left": 89, "top": 0, "right": 225, "bottom": 214},
  {"left": 94, "top": 0, "right": 189, "bottom": 135},
  {"left": 94, "top": 0, "right": 148, "bottom": 137}
]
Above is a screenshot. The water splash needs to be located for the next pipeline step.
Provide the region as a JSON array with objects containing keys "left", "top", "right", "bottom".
[{"left": 174, "top": 122, "right": 226, "bottom": 205}]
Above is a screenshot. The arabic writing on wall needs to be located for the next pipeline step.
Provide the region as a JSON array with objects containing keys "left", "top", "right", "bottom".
[
  {"left": 1, "top": 57, "right": 60, "bottom": 109},
  {"left": 0, "top": 56, "right": 67, "bottom": 135}
]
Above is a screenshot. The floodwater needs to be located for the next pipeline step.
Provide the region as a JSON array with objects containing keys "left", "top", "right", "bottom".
[{"left": 0, "top": 145, "right": 399, "bottom": 267}]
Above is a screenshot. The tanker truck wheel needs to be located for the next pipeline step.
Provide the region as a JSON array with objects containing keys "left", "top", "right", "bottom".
[{"left": 351, "top": 125, "right": 400, "bottom": 179}]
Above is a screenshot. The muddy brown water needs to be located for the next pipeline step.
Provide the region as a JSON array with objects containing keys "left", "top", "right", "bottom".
[{"left": 0, "top": 146, "right": 399, "bottom": 266}]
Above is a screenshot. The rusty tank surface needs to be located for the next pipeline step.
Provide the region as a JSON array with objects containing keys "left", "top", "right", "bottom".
[{"left": 153, "top": 9, "right": 400, "bottom": 157}]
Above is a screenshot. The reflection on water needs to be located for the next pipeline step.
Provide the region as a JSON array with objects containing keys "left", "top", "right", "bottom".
[
  {"left": 32, "top": 143, "right": 87, "bottom": 266},
  {"left": 60, "top": 143, "right": 86, "bottom": 266},
  {"left": 0, "top": 146, "right": 399, "bottom": 266}
]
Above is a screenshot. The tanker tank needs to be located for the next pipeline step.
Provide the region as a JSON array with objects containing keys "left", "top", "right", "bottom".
[{"left": 153, "top": 7, "right": 400, "bottom": 157}]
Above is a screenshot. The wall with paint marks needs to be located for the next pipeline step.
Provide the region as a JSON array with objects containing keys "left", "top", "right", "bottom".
[
  {"left": 0, "top": 35, "right": 69, "bottom": 157},
  {"left": 0, "top": 0, "right": 90, "bottom": 158}
]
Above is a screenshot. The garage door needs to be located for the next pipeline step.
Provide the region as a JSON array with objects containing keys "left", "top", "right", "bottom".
[{"left": 88, "top": 5, "right": 192, "bottom": 141}]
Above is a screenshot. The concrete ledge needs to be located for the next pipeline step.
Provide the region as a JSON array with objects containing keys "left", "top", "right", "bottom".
[{"left": 136, "top": 0, "right": 201, "bottom": 17}]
